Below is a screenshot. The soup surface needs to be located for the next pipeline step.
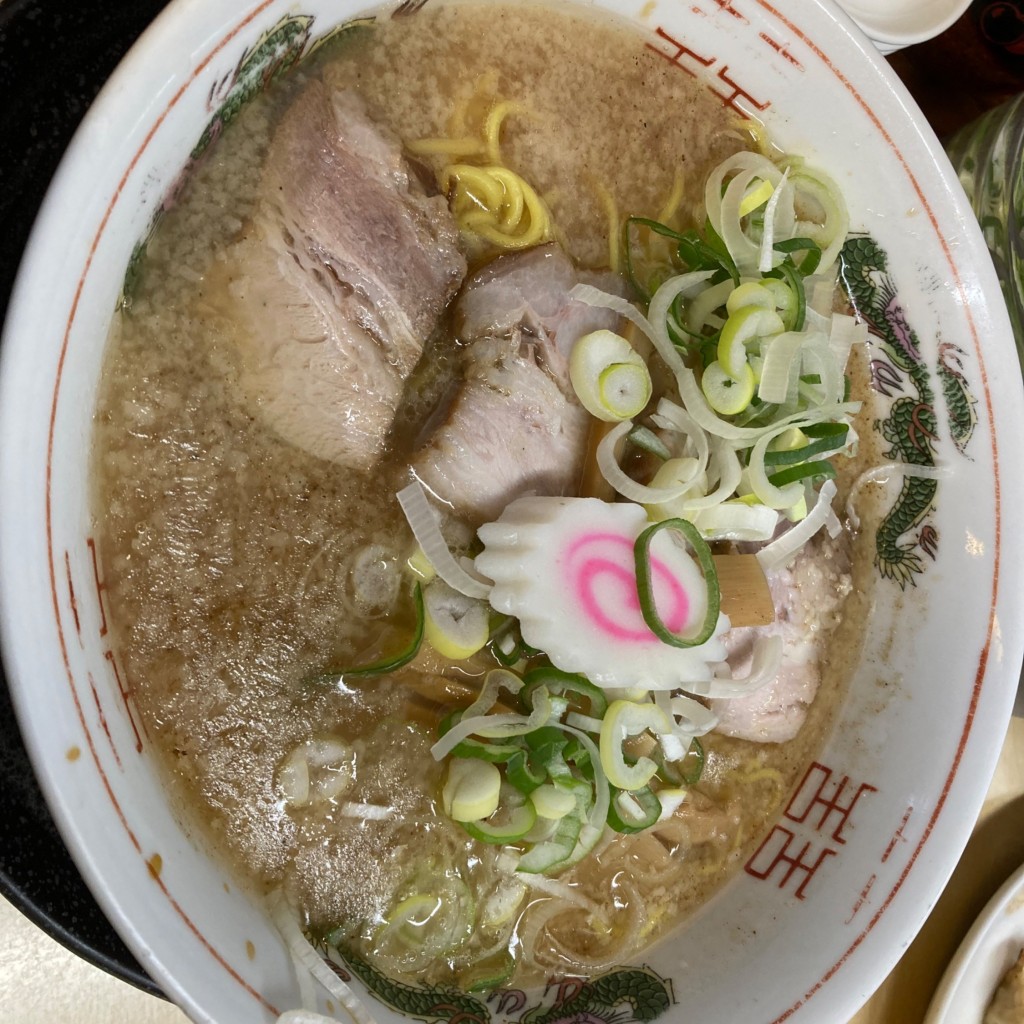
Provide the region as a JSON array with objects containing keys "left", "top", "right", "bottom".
[{"left": 91, "top": 0, "right": 873, "bottom": 991}]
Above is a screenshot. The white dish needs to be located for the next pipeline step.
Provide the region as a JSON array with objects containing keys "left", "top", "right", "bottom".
[
  {"left": 835, "top": 0, "right": 972, "bottom": 52},
  {"left": 1, "top": 2, "right": 1023, "bottom": 1023},
  {"left": 925, "top": 861, "right": 1024, "bottom": 1024}
]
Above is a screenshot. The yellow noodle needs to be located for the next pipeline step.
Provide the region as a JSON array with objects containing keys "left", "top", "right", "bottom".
[
  {"left": 734, "top": 766, "right": 785, "bottom": 786},
  {"left": 484, "top": 100, "right": 525, "bottom": 164},
  {"left": 489, "top": 167, "right": 526, "bottom": 227},
  {"left": 591, "top": 179, "right": 619, "bottom": 273},
  {"left": 656, "top": 168, "right": 686, "bottom": 224},
  {"left": 736, "top": 117, "right": 772, "bottom": 156},
  {"left": 448, "top": 69, "right": 499, "bottom": 136},
  {"left": 445, "top": 163, "right": 550, "bottom": 248},
  {"left": 406, "top": 137, "right": 485, "bottom": 158}
]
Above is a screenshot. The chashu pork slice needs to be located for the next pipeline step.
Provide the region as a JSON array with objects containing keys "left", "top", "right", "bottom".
[
  {"left": 412, "top": 244, "right": 622, "bottom": 523},
  {"left": 711, "top": 537, "right": 852, "bottom": 744},
  {"left": 218, "top": 81, "right": 466, "bottom": 470}
]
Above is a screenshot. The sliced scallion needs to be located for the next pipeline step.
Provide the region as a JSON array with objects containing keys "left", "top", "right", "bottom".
[
  {"left": 627, "top": 425, "right": 672, "bottom": 461},
  {"left": 516, "top": 790, "right": 587, "bottom": 873},
  {"left": 661, "top": 737, "right": 705, "bottom": 786},
  {"left": 634, "top": 519, "right": 720, "bottom": 648},
  {"left": 773, "top": 236, "right": 822, "bottom": 276},
  {"left": 443, "top": 759, "right": 501, "bottom": 822},
  {"left": 570, "top": 329, "right": 652, "bottom": 422},
  {"left": 599, "top": 700, "right": 670, "bottom": 791},
  {"left": 701, "top": 359, "right": 755, "bottom": 416},
  {"left": 763, "top": 422, "right": 848, "bottom": 466},
  {"left": 767, "top": 459, "right": 837, "bottom": 487},
  {"left": 531, "top": 782, "right": 579, "bottom": 820},
  {"left": 522, "top": 667, "right": 609, "bottom": 718},
  {"left": 423, "top": 578, "right": 490, "bottom": 660},
  {"left": 464, "top": 804, "right": 537, "bottom": 844},
  {"left": 317, "top": 582, "right": 424, "bottom": 680},
  {"left": 717, "top": 305, "right": 784, "bottom": 380},
  {"left": 439, "top": 713, "right": 523, "bottom": 763},
  {"left": 725, "top": 280, "right": 776, "bottom": 315},
  {"left": 505, "top": 749, "right": 546, "bottom": 794},
  {"left": 765, "top": 260, "right": 806, "bottom": 332},
  {"left": 607, "top": 786, "right": 663, "bottom": 834},
  {"left": 459, "top": 952, "right": 516, "bottom": 993}
]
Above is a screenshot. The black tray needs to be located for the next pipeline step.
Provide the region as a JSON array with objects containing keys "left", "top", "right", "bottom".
[{"left": 0, "top": 0, "right": 171, "bottom": 996}]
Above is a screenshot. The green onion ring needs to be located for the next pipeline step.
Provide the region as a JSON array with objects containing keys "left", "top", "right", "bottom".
[
  {"left": 633, "top": 519, "right": 720, "bottom": 648},
  {"left": 773, "top": 235, "right": 822, "bottom": 276},
  {"left": 767, "top": 459, "right": 838, "bottom": 487},
  {"left": 505, "top": 749, "right": 546, "bottom": 794},
  {"left": 316, "top": 582, "right": 424, "bottom": 680},
  {"left": 623, "top": 216, "right": 690, "bottom": 301},
  {"left": 607, "top": 785, "right": 663, "bottom": 834},
  {"left": 803, "top": 420, "right": 851, "bottom": 439},
  {"left": 763, "top": 423, "right": 849, "bottom": 466},
  {"left": 765, "top": 260, "right": 807, "bottom": 332},
  {"left": 522, "top": 666, "right": 609, "bottom": 718},
  {"left": 680, "top": 737, "right": 705, "bottom": 785},
  {"left": 627, "top": 425, "right": 673, "bottom": 461}
]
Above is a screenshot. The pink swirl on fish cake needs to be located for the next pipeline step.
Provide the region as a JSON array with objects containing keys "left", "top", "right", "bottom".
[{"left": 563, "top": 531, "right": 689, "bottom": 643}]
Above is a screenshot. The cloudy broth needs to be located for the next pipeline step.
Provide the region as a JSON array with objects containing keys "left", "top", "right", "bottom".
[{"left": 91, "top": 1, "right": 871, "bottom": 989}]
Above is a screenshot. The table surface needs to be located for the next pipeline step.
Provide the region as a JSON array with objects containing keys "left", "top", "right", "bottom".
[
  {"left": 851, "top": 717, "right": 1024, "bottom": 1023},
  {"left": 3, "top": 2, "right": 1024, "bottom": 1023}
]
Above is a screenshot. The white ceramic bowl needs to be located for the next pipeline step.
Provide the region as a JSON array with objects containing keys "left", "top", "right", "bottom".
[
  {"left": 834, "top": 0, "right": 973, "bottom": 53},
  {"left": 2, "top": 1, "right": 1023, "bottom": 1022}
]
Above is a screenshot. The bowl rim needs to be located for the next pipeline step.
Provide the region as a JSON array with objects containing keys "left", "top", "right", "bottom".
[{"left": 2, "top": 1, "right": 1024, "bottom": 1022}]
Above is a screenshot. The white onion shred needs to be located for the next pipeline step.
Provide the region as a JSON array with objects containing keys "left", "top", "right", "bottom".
[
  {"left": 569, "top": 283, "right": 659, "bottom": 342},
  {"left": 807, "top": 270, "right": 840, "bottom": 318},
  {"left": 652, "top": 691, "right": 717, "bottom": 761},
  {"left": 845, "top": 461, "right": 952, "bottom": 530},
  {"left": 339, "top": 802, "right": 395, "bottom": 820},
  {"left": 516, "top": 901, "right": 564, "bottom": 970},
  {"left": 756, "top": 479, "right": 839, "bottom": 572},
  {"left": 683, "top": 635, "right": 784, "bottom": 700},
  {"left": 711, "top": 635, "right": 785, "bottom": 698},
  {"left": 499, "top": 851, "right": 608, "bottom": 918},
  {"left": 269, "top": 890, "right": 377, "bottom": 1024},
  {"left": 397, "top": 482, "right": 491, "bottom": 599},
  {"left": 430, "top": 671, "right": 546, "bottom": 759},
  {"left": 757, "top": 330, "right": 806, "bottom": 406},
  {"left": 646, "top": 272, "right": 716, "bottom": 374},
  {"left": 668, "top": 692, "right": 720, "bottom": 735},
  {"left": 825, "top": 501, "right": 843, "bottom": 539},
  {"left": 705, "top": 153, "right": 787, "bottom": 273},
  {"left": 828, "top": 312, "right": 868, "bottom": 374},
  {"left": 679, "top": 438, "right": 742, "bottom": 512},
  {"left": 429, "top": 701, "right": 550, "bottom": 760},
  {"left": 596, "top": 420, "right": 705, "bottom": 504},
  {"left": 758, "top": 167, "right": 791, "bottom": 273},
  {"left": 688, "top": 502, "right": 779, "bottom": 542}
]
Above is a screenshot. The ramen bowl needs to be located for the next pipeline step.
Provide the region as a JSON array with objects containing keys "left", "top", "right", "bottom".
[{"left": 1, "top": 1, "right": 1022, "bottom": 1022}]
